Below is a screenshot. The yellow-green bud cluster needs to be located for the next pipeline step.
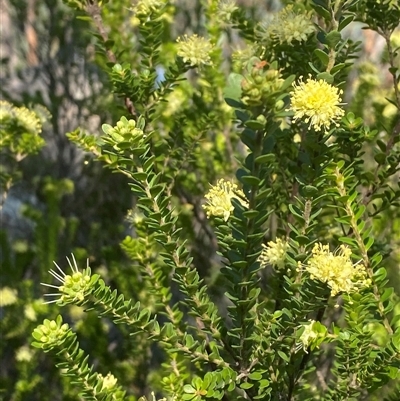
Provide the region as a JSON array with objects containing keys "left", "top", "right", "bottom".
[
  {"left": 241, "top": 60, "right": 284, "bottom": 107},
  {"left": 102, "top": 117, "right": 145, "bottom": 151},
  {"left": 32, "top": 316, "right": 70, "bottom": 351}
]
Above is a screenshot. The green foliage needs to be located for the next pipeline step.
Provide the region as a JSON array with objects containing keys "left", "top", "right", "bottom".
[{"left": 1, "top": 0, "right": 400, "bottom": 400}]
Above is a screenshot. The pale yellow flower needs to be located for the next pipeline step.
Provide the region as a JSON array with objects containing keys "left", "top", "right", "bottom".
[
  {"left": 24, "top": 304, "right": 37, "bottom": 321},
  {"left": 0, "top": 100, "right": 13, "bottom": 121},
  {"left": 203, "top": 179, "right": 246, "bottom": 221},
  {"left": 232, "top": 45, "right": 256, "bottom": 68},
  {"left": 139, "top": 392, "right": 168, "bottom": 401},
  {"left": 176, "top": 34, "right": 213, "bottom": 67},
  {"left": 0, "top": 287, "right": 18, "bottom": 306},
  {"left": 260, "top": 5, "right": 315, "bottom": 45},
  {"left": 289, "top": 76, "right": 345, "bottom": 132},
  {"left": 99, "top": 372, "right": 118, "bottom": 390},
  {"left": 298, "top": 320, "right": 328, "bottom": 352},
  {"left": 293, "top": 133, "right": 302, "bottom": 143},
  {"left": 302, "top": 243, "right": 370, "bottom": 296},
  {"left": 217, "top": 0, "right": 238, "bottom": 23},
  {"left": 162, "top": 87, "right": 187, "bottom": 117},
  {"left": 299, "top": 320, "right": 318, "bottom": 352},
  {"left": 15, "top": 345, "right": 34, "bottom": 362},
  {"left": 258, "top": 238, "right": 288, "bottom": 269},
  {"left": 131, "top": 0, "right": 166, "bottom": 15}
]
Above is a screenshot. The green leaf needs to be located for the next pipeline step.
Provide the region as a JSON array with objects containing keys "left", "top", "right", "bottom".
[
  {"left": 280, "top": 74, "right": 296, "bottom": 91},
  {"left": 381, "top": 287, "right": 393, "bottom": 302},
  {"left": 312, "top": 3, "right": 331, "bottom": 21},
  {"left": 244, "top": 120, "right": 265, "bottom": 130},
  {"left": 339, "top": 237, "right": 357, "bottom": 246},
  {"left": 183, "top": 384, "right": 196, "bottom": 394},
  {"left": 338, "top": 14, "right": 355, "bottom": 31},
  {"left": 392, "top": 331, "right": 400, "bottom": 352},
  {"left": 330, "top": 63, "right": 349, "bottom": 74},
  {"left": 374, "top": 152, "right": 386, "bottom": 165},
  {"left": 132, "top": 172, "right": 147, "bottom": 181},
  {"left": 248, "top": 372, "right": 263, "bottom": 381},
  {"left": 364, "top": 236, "right": 374, "bottom": 250},
  {"left": 224, "top": 73, "right": 244, "bottom": 102},
  {"left": 296, "top": 235, "right": 309, "bottom": 245},
  {"left": 314, "top": 49, "right": 329, "bottom": 66},
  {"left": 255, "top": 154, "right": 275, "bottom": 164},
  {"left": 240, "top": 175, "right": 260, "bottom": 186},
  {"left": 243, "top": 210, "right": 259, "bottom": 219},
  {"left": 240, "top": 382, "right": 254, "bottom": 390},
  {"left": 278, "top": 350, "right": 290, "bottom": 362},
  {"left": 317, "top": 72, "right": 334, "bottom": 84},
  {"left": 325, "top": 31, "right": 342, "bottom": 48}
]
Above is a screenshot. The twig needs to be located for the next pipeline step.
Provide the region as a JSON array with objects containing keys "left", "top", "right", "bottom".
[{"left": 85, "top": 1, "right": 136, "bottom": 116}]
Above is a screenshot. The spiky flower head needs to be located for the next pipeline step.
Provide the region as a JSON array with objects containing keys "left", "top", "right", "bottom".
[
  {"left": 260, "top": 5, "right": 315, "bottom": 45},
  {"left": 41, "top": 254, "right": 98, "bottom": 305},
  {"left": 176, "top": 34, "right": 213, "bottom": 67},
  {"left": 289, "top": 76, "right": 345, "bottom": 132},
  {"left": 301, "top": 243, "right": 370, "bottom": 296},
  {"left": 203, "top": 179, "right": 246, "bottom": 221},
  {"left": 258, "top": 238, "right": 288, "bottom": 269},
  {"left": 32, "top": 315, "right": 71, "bottom": 351}
]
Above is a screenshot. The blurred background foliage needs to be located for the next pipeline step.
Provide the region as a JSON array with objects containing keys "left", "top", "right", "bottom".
[{"left": 0, "top": 0, "right": 399, "bottom": 400}]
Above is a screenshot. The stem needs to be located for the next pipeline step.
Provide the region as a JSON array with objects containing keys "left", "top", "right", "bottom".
[
  {"left": 326, "top": 0, "right": 340, "bottom": 73},
  {"left": 85, "top": 1, "right": 136, "bottom": 116},
  {"left": 382, "top": 29, "right": 400, "bottom": 155}
]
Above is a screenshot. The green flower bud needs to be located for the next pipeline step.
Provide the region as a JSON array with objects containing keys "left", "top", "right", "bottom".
[
  {"left": 275, "top": 100, "right": 285, "bottom": 110},
  {"left": 32, "top": 315, "right": 71, "bottom": 351}
]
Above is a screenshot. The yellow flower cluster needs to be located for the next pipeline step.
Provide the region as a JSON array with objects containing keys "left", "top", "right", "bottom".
[
  {"left": 302, "top": 243, "right": 370, "bottom": 296},
  {"left": 298, "top": 320, "right": 328, "bottom": 353},
  {"left": 289, "top": 76, "right": 345, "bottom": 132},
  {"left": 258, "top": 238, "right": 288, "bottom": 269},
  {"left": 261, "top": 5, "right": 315, "bottom": 45},
  {"left": 299, "top": 320, "right": 318, "bottom": 351},
  {"left": 0, "top": 100, "right": 42, "bottom": 135},
  {"left": 176, "top": 34, "right": 213, "bottom": 67},
  {"left": 202, "top": 179, "right": 246, "bottom": 221}
]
